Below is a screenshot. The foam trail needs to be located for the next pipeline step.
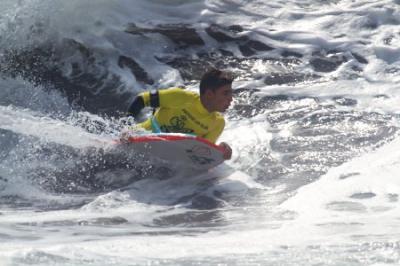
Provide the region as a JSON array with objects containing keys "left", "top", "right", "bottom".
[{"left": 0, "top": 106, "right": 110, "bottom": 149}]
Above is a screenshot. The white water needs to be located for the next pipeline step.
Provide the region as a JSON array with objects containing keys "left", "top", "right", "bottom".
[{"left": 1, "top": 0, "right": 400, "bottom": 265}]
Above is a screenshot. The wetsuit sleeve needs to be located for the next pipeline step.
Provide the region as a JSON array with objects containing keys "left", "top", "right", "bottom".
[
  {"left": 127, "top": 95, "right": 145, "bottom": 117},
  {"left": 203, "top": 117, "right": 225, "bottom": 143},
  {"left": 142, "top": 88, "right": 194, "bottom": 108}
]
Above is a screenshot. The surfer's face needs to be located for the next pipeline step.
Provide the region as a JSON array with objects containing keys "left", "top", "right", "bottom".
[{"left": 208, "top": 84, "right": 233, "bottom": 112}]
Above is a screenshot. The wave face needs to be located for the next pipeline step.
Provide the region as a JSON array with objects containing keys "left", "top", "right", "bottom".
[{"left": 1, "top": 0, "right": 400, "bottom": 264}]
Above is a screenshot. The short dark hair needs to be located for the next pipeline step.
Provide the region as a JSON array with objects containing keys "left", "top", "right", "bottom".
[{"left": 199, "top": 69, "right": 234, "bottom": 95}]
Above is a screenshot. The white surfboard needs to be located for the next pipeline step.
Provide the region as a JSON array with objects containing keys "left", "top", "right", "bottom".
[{"left": 114, "top": 133, "right": 225, "bottom": 172}]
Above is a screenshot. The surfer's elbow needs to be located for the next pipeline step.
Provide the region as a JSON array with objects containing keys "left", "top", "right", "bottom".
[{"left": 127, "top": 95, "right": 145, "bottom": 117}]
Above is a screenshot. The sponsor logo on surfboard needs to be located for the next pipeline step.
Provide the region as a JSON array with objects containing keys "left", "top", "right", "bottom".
[{"left": 186, "top": 145, "right": 214, "bottom": 165}]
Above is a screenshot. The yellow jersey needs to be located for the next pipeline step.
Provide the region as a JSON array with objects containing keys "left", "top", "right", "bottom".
[{"left": 138, "top": 88, "right": 225, "bottom": 143}]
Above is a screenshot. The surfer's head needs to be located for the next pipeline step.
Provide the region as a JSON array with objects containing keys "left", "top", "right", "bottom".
[{"left": 200, "top": 69, "right": 234, "bottom": 113}]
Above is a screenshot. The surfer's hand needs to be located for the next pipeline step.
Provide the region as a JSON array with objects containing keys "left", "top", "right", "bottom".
[{"left": 219, "top": 142, "right": 232, "bottom": 160}]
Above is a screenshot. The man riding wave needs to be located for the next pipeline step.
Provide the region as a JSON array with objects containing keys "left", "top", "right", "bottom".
[{"left": 124, "top": 68, "right": 233, "bottom": 160}]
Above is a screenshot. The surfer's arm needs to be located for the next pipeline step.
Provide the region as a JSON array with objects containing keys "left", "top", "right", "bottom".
[
  {"left": 127, "top": 89, "right": 161, "bottom": 117},
  {"left": 155, "top": 88, "right": 194, "bottom": 108},
  {"left": 204, "top": 118, "right": 232, "bottom": 160},
  {"left": 127, "top": 94, "right": 145, "bottom": 117},
  {"left": 203, "top": 116, "right": 224, "bottom": 143},
  {"left": 129, "top": 88, "right": 189, "bottom": 115}
]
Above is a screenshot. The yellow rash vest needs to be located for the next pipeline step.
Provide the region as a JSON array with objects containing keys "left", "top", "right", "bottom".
[{"left": 138, "top": 88, "right": 225, "bottom": 143}]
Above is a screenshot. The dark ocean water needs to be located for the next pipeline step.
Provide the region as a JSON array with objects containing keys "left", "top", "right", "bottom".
[{"left": 1, "top": 0, "right": 400, "bottom": 265}]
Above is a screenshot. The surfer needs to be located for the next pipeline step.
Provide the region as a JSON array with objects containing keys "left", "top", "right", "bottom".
[{"left": 124, "top": 68, "right": 233, "bottom": 160}]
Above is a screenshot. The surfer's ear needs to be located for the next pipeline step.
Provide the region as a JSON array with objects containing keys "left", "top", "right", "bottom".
[{"left": 203, "top": 89, "right": 216, "bottom": 101}]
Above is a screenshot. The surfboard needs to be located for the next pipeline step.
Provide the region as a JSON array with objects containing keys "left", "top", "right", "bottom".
[{"left": 114, "top": 133, "right": 225, "bottom": 172}]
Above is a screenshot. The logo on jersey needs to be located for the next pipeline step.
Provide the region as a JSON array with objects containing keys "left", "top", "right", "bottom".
[{"left": 160, "top": 115, "right": 194, "bottom": 134}]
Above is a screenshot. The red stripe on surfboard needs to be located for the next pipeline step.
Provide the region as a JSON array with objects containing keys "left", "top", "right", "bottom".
[
  {"left": 125, "top": 134, "right": 225, "bottom": 153},
  {"left": 193, "top": 137, "right": 225, "bottom": 153}
]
